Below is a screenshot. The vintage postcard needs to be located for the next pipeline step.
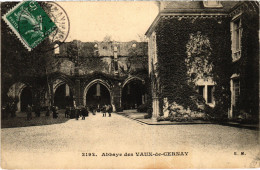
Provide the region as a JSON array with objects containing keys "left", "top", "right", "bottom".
[{"left": 1, "top": 0, "right": 259, "bottom": 169}]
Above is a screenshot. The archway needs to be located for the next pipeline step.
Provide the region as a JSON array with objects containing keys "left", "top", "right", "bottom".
[
  {"left": 20, "top": 86, "right": 32, "bottom": 112},
  {"left": 122, "top": 79, "right": 146, "bottom": 110},
  {"left": 54, "top": 84, "right": 73, "bottom": 109},
  {"left": 85, "top": 82, "right": 111, "bottom": 106}
]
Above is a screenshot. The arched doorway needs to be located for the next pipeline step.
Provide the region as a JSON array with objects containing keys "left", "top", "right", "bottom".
[
  {"left": 54, "top": 84, "right": 73, "bottom": 109},
  {"left": 85, "top": 83, "right": 111, "bottom": 106},
  {"left": 122, "top": 79, "right": 146, "bottom": 110},
  {"left": 20, "top": 87, "right": 32, "bottom": 112}
]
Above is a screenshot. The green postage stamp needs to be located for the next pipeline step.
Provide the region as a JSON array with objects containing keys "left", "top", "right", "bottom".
[{"left": 3, "top": 1, "right": 57, "bottom": 51}]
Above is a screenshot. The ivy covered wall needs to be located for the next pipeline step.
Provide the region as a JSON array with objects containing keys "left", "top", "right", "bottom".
[
  {"left": 155, "top": 16, "right": 232, "bottom": 116},
  {"left": 232, "top": 10, "right": 259, "bottom": 117}
]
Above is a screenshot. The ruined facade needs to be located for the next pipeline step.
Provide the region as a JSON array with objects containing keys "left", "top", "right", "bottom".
[{"left": 6, "top": 40, "right": 148, "bottom": 112}]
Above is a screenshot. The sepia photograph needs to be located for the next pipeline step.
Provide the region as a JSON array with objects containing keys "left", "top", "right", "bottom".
[{"left": 1, "top": 0, "right": 259, "bottom": 169}]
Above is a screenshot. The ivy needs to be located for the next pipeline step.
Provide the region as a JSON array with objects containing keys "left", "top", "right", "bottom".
[
  {"left": 155, "top": 16, "right": 232, "bottom": 115},
  {"left": 186, "top": 31, "right": 213, "bottom": 83},
  {"left": 233, "top": 10, "right": 259, "bottom": 116}
]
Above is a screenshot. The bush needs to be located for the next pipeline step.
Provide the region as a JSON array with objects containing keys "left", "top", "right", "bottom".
[
  {"left": 235, "top": 110, "right": 258, "bottom": 124},
  {"left": 144, "top": 108, "right": 153, "bottom": 119},
  {"left": 137, "top": 103, "right": 149, "bottom": 113},
  {"left": 157, "top": 116, "right": 165, "bottom": 122},
  {"left": 116, "top": 106, "right": 123, "bottom": 112}
]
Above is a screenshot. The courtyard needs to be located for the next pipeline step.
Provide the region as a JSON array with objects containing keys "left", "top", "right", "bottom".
[{"left": 1, "top": 113, "right": 259, "bottom": 169}]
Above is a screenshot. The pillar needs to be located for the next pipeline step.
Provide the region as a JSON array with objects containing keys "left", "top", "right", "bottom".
[
  {"left": 111, "top": 82, "right": 121, "bottom": 112},
  {"left": 65, "top": 84, "right": 70, "bottom": 96},
  {"left": 75, "top": 79, "right": 81, "bottom": 106},
  {"left": 152, "top": 97, "right": 160, "bottom": 119}
]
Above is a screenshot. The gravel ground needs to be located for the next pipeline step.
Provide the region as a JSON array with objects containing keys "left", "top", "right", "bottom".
[{"left": 1, "top": 113, "right": 259, "bottom": 169}]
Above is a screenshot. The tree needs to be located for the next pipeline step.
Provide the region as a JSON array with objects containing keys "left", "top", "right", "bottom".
[
  {"left": 103, "top": 35, "right": 113, "bottom": 42},
  {"left": 1, "top": 2, "right": 58, "bottom": 107}
]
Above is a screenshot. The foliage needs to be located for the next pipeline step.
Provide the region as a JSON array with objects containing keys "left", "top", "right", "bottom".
[
  {"left": 156, "top": 116, "right": 165, "bottom": 122},
  {"left": 167, "top": 102, "right": 193, "bottom": 122},
  {"left": 120, "top": 42, "right": 148, "bottom": 75},
  {"left": 103, "top": 35, "right": 113, "bottom": 42},
  {"left": 137, "top": 103, "right": 149, "bottom": 113},
  {"left": 78, "top": 57, "right": 108, "bottom": 74},
  {"left": 144, "top": 108, "right": 153, "bottom": 119},
  {"left": 66, "top": 40, "right": 79, "bottom": 63},
  {"left": 185, "top": 31, "right": 213, "bottom": 82},
  {"left": 233, "top": 10, "right": 259, "bottom": 116},
  {"left": 155, "top": 16, "right": 232, "bottom": 117},
  {"left": 1, "top": 2, "right": 59, "bottom": 107}
]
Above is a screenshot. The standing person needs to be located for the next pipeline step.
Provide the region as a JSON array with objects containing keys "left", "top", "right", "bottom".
[
  {"left": 75, "top": 108, "right": 79, "bottom": 120},
  {"left": 96, "top": 104, "right": 100, "bottom": 115},
  {"left": 70, "top": 107, "right": 75, "bottom": 119},
  {"left": 26, "top": 105, "right": 32, "bottom": 120},
  {"left": 35, "top": 104, "right": 41, "bottom": 117},
  {"left": 65, "top": 107, "right": 69, "bottom": 118},
  {"left": 89, "top": 105, "right": 94, "bottom": 115},
  {"left": 86, "top": 107, "right": 89, "bottom": 117},
  {"left": 108, "top": 104, "right": 112, "bottom": 117},
  {"left": 81, "top": 107, "right": 87, "bottom": 120},
  {"left": 52, "top": 106, "right": 58, "bottom": 119},
  {"left": 10, "top": 102, "right": 17, "bottom": 118},
  {"left": 105, "top": 104, "right": 109, "bottom": 117},
  {"left": 102, "top": 105, "right": 107, "bottom": 117}
]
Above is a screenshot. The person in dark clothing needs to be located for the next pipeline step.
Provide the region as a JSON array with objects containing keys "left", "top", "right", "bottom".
[
  {"left": 81, "top": 107, "right": 88, "bottom": 120},
  {"left": 35, "top": 105, "right": 41, "bottom": 117},
  {"left": 10, "top": 102, "right": 17, "bottom": 118},
  {"left": 102, "top": 105, "right": 107, "bottom": 117},
  {"left": 27, "top": 105, "right": 32, "bottom": 120},
  {"left": 108, "top": 105, "right": 112, "bottom": 117},
  {"left": 75, "top": 108, "right": 80, "bottom": 120},
  {"left": 70, "top": 108, "right": 75, "bottom": 119},
  {"left": 89, "top": 105, "right": 94, "bottom": 115},
  {"left": 65, "top": 107, "right": 70, "bottom": 118},
  {"left": 96, "top": 105, "right": 101, "bottom": 115},
  {"left": 86, "top": 107, "right": 89, "bottom": 117},
  {"left": 52, "top": 106, "right": 58, "bottom": 119}
]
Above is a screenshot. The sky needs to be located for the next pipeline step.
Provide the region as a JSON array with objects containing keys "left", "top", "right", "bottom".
[{"left": 57, "top": 1, "right": 159, "bottom": 42}]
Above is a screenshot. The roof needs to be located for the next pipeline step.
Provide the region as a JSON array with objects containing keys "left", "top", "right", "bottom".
[{"left": 145, "top": 1, "right": 240, "bottom": 37}]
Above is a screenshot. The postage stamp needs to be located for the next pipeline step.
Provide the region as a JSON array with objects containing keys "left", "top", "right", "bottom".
[
  {"left": 2, "top": 0, "right": 57, "bottom": 51},
  {"left": 37, "top": 1, "right": 70, "bottom": 52}
]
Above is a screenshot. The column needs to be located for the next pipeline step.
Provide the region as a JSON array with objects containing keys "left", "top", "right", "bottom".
[
  {"left": 111, "top": 82, "right": 121, "bottom": 112},
  {"left": 152, "top": 97, "right": 159, "bottom": 119},
  {"left": 75, "top": 79, "right": 81, "bottom": 106},
  {"left": 65, "top": 84, "right": 70, "bottom": 96}
]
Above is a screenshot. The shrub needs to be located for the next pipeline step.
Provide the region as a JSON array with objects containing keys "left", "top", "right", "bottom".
[
  {"left": 137, "top": 103, "right": 149, "bottom": 112},
  {"left": 144, "top": 108, "right": 153, "bottom": 119},
  {"left": 157, "top": 116, "right": 165, "bottom": 122},
  {"left": 116, "top": 106, "right": 123, "bottom": 112}
]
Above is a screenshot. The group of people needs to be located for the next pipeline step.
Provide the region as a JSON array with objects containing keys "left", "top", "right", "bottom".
[
  {"left": 26, "top": 105, "right": 58, "bottom": 120},
  {"left": 100, "top": 104, "right": 113, "bottom": 117},
  {"left": 65, "top": 106, "right": 89, "bottom": 120},
  {"left": 24, "top": 103, "right": 113, "bottom": 121}
]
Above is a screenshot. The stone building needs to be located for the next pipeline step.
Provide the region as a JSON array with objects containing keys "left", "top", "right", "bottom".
[
  {"left": 146, "top": 1, "right": 259, "bottom": 119},
  {"left": 6, "top": 40, "right": 148, "bottom": 112}
]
